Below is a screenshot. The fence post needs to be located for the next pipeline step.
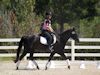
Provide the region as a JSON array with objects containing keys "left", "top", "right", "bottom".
[{"left": 71, "top": 39, "right": 75, "bottom": 61}]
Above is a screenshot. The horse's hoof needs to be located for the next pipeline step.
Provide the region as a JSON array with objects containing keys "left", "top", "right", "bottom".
[
  {"left": 14, "top": 59, "right": 18, "bottom": 63},
  {"left": 45, "top": 67, "right": 47, "bottom": 70},
  {"left": 68, "top": 65, "right": 70, "bottom": 69},
  {"left": 16, "top": 67, "right": 19, "bottom": 70},
  {"left": 37, "top": 66, "right": 40, "bottom": 70}
]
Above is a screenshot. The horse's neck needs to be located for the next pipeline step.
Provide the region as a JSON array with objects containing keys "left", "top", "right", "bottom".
[{"left": 60, "top": 34, "right": 70, "bottom": 48}]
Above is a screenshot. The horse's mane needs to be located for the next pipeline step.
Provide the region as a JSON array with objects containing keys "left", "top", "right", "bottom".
[{"left": 60, "top": 29, "right": 72, "bottom": 36}]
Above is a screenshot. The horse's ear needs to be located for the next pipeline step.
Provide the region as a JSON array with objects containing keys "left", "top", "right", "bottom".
[{"left": 72, "top": 27, "right": 75, "bottom": 31}]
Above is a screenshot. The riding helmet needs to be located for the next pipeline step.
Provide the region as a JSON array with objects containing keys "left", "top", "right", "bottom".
[{"left": 45, "top": 11, "right": 52, "bottom": 16}]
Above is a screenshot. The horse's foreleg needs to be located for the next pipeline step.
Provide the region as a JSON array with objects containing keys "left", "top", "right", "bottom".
[
  {"left": 33, "top": 60, "right": 39, "bottom": 70},
  {"left": 45, "top": 51, "right": 55, "bottom": 70},
  {"left": 59, "top": 52, "right": 70, "bottom": 69}
]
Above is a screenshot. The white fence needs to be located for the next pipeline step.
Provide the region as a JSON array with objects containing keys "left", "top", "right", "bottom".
[{"left": 0, "top": 38, "right": 100, "bottom": 61}]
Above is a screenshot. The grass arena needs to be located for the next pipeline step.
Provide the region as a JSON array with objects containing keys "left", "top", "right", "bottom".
[{"left": 0, "top": 60, "right": 100, "bottom": 75}]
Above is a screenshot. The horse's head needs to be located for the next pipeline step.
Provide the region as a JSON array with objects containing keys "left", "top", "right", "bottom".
[
  {"left": 60, "top": 28, "right": 79, "bottom": 42},
  {"left": 70, "top": 28, "right": 79, "bottom": 42}
]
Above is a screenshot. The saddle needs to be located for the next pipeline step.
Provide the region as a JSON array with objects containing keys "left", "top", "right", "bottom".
[{"left": 40, "top": 33, "right": 56, "bottom": 45}]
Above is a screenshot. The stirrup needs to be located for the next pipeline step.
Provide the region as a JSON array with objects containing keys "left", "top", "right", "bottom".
[
  {"left": 49, "top": 46, "right": 54, "bottom": 52},
  {"left": 49, "top": 49, "right": 54, "bottom": 52}
]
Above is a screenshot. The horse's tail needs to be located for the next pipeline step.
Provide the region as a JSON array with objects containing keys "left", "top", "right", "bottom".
[{"left": 14, "top": 36, "right": 25, "bottom": 63}]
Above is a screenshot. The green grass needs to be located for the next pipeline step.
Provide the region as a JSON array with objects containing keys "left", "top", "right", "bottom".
[{"left": 0, "top": 57, "right": 15, "bottom": 61}]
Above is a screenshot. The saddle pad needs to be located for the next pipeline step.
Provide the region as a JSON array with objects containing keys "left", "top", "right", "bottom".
[
  {"left": 40, "top": 34, "right": 56, "bottom": 45},
  {"left": 40, "top": 36, "right": 47, "bottom": 45}
]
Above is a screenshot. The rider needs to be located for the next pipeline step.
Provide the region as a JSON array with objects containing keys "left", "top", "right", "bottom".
[{"left": 40, "top": 11, "right": 54, "bottom": 52}]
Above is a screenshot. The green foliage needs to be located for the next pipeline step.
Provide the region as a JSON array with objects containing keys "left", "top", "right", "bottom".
[
  {"left": 14, "top": 0, "right": 35, "bottom": 22},
  {"left": 34, "top": 0, "right": 51, "bottom": 15},
  {"left": 0, "top": 0, "right": 38, "bottom": 37},
  {"left": 0, "top": 0, "right": 100, "bottom": 37},
  {"left": 34, "top": 0, "right": 99, "bottom": 32},
  {"left": 79, "top": 16, "right": 100, "bottom": 38}
]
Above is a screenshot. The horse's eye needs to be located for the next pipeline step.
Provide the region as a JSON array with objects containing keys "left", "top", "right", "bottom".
[{"left": 72, "top": 31, "right": 75, "bottom": 34}]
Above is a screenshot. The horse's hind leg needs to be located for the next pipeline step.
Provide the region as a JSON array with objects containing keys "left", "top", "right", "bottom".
[
  {"left": 59, "top": 52, "right": 70, "bottom": 69},
  {"left": 45, "top": 51, "right": 55, "bottom": 70},
  {"left": 16, "top": 51, "right": 27, "bottom": 70}
]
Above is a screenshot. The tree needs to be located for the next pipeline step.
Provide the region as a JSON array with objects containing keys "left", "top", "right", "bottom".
[
  {"left": 0, "top": 0, "right": 36, "bottom": 37},
  {"left": 0, "top": 0, "right": 99, "bottom": 37},
  {"left": 34, "top": 0, "right": 99, "bottom": 33}
]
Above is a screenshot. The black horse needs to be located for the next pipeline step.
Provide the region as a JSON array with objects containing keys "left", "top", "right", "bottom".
[{"left": 14, "top": 28, "right": 79, "bottom": 70}]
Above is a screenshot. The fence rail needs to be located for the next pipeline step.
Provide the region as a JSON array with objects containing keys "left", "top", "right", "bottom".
[{"left": 0, "top": 38, "right": 100, "bottom": 61}]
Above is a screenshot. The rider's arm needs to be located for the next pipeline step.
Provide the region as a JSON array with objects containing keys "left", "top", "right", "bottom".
[
  {"left": 46, "top": 20, "right": 54, "bottom": 32},
  {"left": 47, "top": 24, "right": 54, "bottom": 32}
]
